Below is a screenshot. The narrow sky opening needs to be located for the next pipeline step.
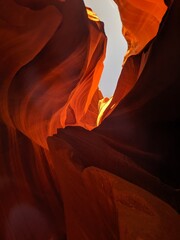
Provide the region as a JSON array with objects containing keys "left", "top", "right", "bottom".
[{"left": 83, "top": 0, "right": 127, "bottom": 97}]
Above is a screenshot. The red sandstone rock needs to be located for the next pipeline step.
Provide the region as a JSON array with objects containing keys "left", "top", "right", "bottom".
[{"left": 0, "top": 0, "right": 179, "bottom": 239}]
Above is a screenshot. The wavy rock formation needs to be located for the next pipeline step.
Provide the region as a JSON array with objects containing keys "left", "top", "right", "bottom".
[{"left": 0, "top": 0, "right": 179, "bottom": 239}]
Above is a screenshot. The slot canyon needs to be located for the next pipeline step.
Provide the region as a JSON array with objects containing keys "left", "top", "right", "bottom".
[{"left": 0, "top": 0, "right": 180, "bottom": 239}]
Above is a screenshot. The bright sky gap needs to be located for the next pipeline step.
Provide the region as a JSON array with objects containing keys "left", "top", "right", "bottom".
[{"left": 83, "top": 0, "right": 127, "bottom": 97}]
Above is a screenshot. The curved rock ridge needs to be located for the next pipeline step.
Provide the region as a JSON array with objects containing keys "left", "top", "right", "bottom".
[
  {"left": 0, "top": 0, "right": 179, "bottom": 239},
  {"left": 0, "top": 0, "right": 107, "bottom": 148}
]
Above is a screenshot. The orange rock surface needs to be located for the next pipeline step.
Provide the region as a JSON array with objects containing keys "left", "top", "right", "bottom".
[{"left": 0, "top": 0, "right": 179, "bottom": 239}]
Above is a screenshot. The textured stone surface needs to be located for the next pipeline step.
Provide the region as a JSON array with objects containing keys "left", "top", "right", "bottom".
[{"left": 0, "top": 0, "right": 179, "bottom": 239}]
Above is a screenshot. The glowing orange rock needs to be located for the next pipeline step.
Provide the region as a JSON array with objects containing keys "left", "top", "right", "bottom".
[
  {"left": 0, "top": 0, "right": 180, "bottom": 239},
  {"left": 98, "top": 0, "right": 168, "bottom": 123},
  {"left": 115, "top": 0, "right": 167, "bottom": 61}
]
